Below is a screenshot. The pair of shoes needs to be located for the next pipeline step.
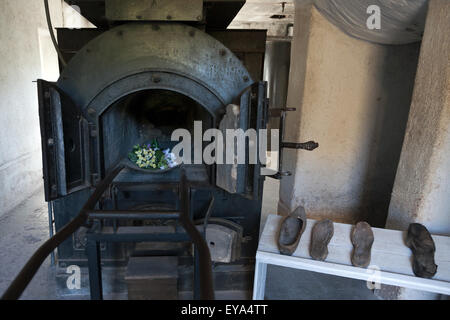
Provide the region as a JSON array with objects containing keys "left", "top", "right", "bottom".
[
  {"left": 350, "top": 221, "right": 439, "bottom": 277},
  {"left": 276, "top": 207, "right": 335, "bottom": 260},
  {"left": 276, "top": 210, "right": 375, "bottom": 268},
  {"left": 312, "top": 220, "right": 375, "bottom": 267}
]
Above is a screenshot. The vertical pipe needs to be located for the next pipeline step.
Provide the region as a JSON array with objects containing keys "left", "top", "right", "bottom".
[{"left": 47, "top": 202, "right": 55, "bottom": 266}]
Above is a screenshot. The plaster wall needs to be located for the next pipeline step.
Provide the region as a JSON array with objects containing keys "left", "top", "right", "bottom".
[
  {"left": 279, "top": 4, "right": 420, "bottom": 226},
  {"left": 386, "top": 0, "right": 450, "bottom": 236},
  {"left": 0, "top": 0, "right": 94, "bottom": 217}
]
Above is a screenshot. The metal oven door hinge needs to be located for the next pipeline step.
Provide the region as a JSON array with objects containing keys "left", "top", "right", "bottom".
[{"left": 268, "top": 108, "right": 319, "bottom": 180}]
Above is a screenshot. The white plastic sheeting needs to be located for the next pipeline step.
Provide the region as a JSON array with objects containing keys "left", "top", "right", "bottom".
[{"left": 311, "top": 0, "right": 428, "bottom": 44}]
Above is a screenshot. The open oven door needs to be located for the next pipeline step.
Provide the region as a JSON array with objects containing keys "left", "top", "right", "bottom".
[
  {"left": 38, "top": 80, "right": 91, "bottom": 201},
  {"left": 216, "top": 81, "right": 268, "bottom": 200}
]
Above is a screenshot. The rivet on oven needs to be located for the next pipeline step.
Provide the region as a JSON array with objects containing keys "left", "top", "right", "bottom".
[
  {"left": 189, "top": 30, "right": 195, "bottom": 37},
  {"left": 220, "top": 49, "right": 227, "bottom": 57},
  {"left": 153, "top": 77, "right": 162, "bottom": 83},
  {"left": 166, "top": 15, "right": 172, "bottom": 20}
]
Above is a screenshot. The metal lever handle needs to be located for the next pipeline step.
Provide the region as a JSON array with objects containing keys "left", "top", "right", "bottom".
[
  {"left": 281, "top": 141, "right": 319, "bottom": 151},
  {"left": 269, "top": 108, "right": 296, "bottom": 117},
  {"left": 271, "top": 171, "right": 292, "bottom": 180}
]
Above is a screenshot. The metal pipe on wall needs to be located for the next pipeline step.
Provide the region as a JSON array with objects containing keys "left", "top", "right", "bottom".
[{"left": 263, "top": 40, "right": 292, "bottom": 131}]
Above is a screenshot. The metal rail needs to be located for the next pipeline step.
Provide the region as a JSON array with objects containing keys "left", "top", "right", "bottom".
[
  {"left": 179, "top": 172, "right": 215, "bottom": 300},
  {"left": 88, "top": 210, "right": 181, "bottom": 220},
  {"left": 1, "top": 161, "right": 215, "bottom": 300}
]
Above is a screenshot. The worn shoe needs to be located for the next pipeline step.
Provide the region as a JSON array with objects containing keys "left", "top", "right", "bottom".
[
  {"left": 351, "top": 221, "right": 374, "bottom": 268},
  {"left": 277, "top": 206, "right": 307, "bottom": 256},
  {"left": 310, "top": 219, "right": 334, "bottom": 261},
  {"left": 406, "top": 223, "right": 438, "bottom": 279}
]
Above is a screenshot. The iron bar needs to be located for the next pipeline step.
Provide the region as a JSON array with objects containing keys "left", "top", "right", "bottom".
[
  {"left": 196, "top": 196, "right": 215, "bottom": 299},
  {"left": 87, "top": 232, "right": 191, "bottom": 243},
  {"left": 203, "top": 197, "right": 215, "bottom": 238},
  {"left": 112, "top": 186, "right": 118, "bottom": 232},
  {"left": 89, "top": 213, "right": 180, "bottom": 220},
  {"left": 86, "top": 238, "right": 103, "bottom": 300},
  {"left": 179, "top": 170, "right": 215, "bottom": 300},
  {"left": 113, "top": 182, "right": 180, "bottom": 192},
  {"left": 268, "top": 107, "right": 296, "bottom": 117},
  {"left": 281, "top": 141, "right": 319, "bottom": 151},
  {"left": 88, "top": 210, "right": 180, "bottom": 220}
]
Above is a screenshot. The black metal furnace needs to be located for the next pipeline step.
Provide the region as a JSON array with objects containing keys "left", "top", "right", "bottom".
[{"left": 37, "top": 0, "right": 270, "bottom": 298}]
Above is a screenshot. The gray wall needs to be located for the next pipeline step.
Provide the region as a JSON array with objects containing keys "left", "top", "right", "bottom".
[
  {"left": 279, "top": 4, "right": 420, "bottom": 227},
  {"left": 0, "top": 0, "right": 93, "bottom": 217}
]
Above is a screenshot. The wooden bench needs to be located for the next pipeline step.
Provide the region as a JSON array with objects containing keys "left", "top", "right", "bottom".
[{"left": 253, "top": 214, "right": 450, "bottom": 300}]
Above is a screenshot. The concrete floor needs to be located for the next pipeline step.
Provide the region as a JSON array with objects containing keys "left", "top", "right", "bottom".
[
  {"left": 0, "top": 179, "right": 379, "bottom": 300},
  {"left": 0, "top": 186, "right": 56, "bottom": 300}
]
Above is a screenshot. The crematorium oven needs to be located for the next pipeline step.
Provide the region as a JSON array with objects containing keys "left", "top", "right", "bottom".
[{"left": 37, "top": 0, "right": 269, "bottom": 298}]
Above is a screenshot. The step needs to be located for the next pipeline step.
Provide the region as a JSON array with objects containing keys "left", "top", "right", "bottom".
[{"left": 125, "top": 256, "right": 178, "bottom": 300}]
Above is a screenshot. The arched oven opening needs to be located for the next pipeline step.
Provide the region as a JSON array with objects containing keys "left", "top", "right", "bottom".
[{"left": 101, "top": 89, "right": 214, "bottom": 172}]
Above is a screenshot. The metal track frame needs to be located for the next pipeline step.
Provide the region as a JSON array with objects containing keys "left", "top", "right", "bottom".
[{"left": 1, "top": 161, "right": 214, "bottom": 300}]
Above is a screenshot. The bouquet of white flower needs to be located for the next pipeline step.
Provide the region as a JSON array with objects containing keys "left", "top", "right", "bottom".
[{"left": 128, "top": 139, "right": 179, "bottom": 170}]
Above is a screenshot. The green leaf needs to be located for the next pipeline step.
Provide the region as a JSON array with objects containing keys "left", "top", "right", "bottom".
[
  {"left": 154, "top": 149, "right": 163, "bottom": 162},
  {"left": 151, "top": 138, "right": 160, "bottom": 150},
  {"left": 128, "top": 152, "right": 137, "bottom": 162}
]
